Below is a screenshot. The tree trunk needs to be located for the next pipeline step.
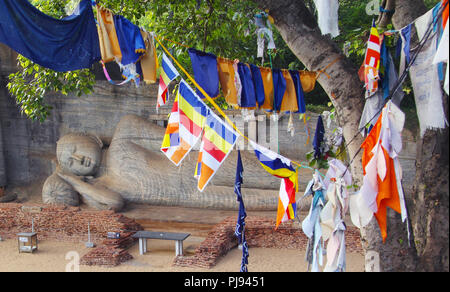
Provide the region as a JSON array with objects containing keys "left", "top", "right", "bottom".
[{"left": 251, "top": 0, "right": 447, "bottom": 271}]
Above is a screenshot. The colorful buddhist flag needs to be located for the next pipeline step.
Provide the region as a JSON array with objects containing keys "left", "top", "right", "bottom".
[
  {"left": 363, "top": 20, "right": 381, "bottom": 97},
  {"left": 161, "top": 80, "right": 209, "bottom": 166},
  {"left": 195, "top": 112, "right": 239, "bottom": 192},
  {"left": 249, "top": 141, "right": 298, "bottom": 228},
  {"left": 157, "top": 53, "right": 180, "bottom": 110},
  {"left": 160, "top": 96, "right": 180, "bottom": 161}
]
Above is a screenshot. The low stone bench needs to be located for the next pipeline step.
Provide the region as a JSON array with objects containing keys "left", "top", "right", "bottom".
[{"left": 132, "top": 231, "right": 190, "bottom": 256}]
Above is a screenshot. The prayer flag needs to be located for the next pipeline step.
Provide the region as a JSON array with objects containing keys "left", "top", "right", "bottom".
[
  {"left": 360, "top": 101, "right": 407, "bottom": 242},
  {"left": 217, "top": 57, "right": 239, "bottom": 106},
  {"left": 237, "top": 63, "right": 257, "bottom": 108},
  {"left": 363, "top": 20, "right": 381, "bottom": 97},
  {"left": 280, "top": 69, "right": 299, "bottom": 113},
  {"left": 196, "top": 112, "right": 239, "bottom": 192},
  {"left": 234, "top": 150, "right": 246, "bottom": 243},
  {"left": 249, "top": 141, "right": 298, "bottom": 228},
  {"left": 188, "top": 48, "right": 220, "bottom": 99},
  {"left": 157, "top": 53, "right": 180, "bottom": 110},
  {"left": 289, "top": 70, "right": 306, "bottom": 114},
  {"left": 160, "top": 96, "right": 180, "bottom": 157},
  {"left": 313, "top": 115, "right": 325, "bottom": 159},
  {"left": 161, "top": 80, "right": 209, "bottom": 166},
  {"left": 272, "top": 69, "right": 287, "bottom": 113},
  {"left": 234, "top": 151, "right": 249, "bottom": 272},
  {"left": 114, "top": 15, "right": 146, "bottom": 66},
  {"left": 249, "top": 64, "right": 266, "bottom": 108},
  {"left": 0, "top": 0, "right": 101, "bottom": 72}
]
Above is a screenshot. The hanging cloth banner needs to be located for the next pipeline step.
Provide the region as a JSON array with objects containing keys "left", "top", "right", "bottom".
[
  {"left": 280, "top": 69, "right": 299, "bottom": 113},
  {"left": 398, "top": 24, "right": 411, "bottom": 76},
  {"left": 320, "top": 159, "right": 352, "bottom": 272},
  {"left": 272, "top": 69, "right": 287, "bottom": 113},
  {"left": 217, "top": 57, "right": 239, "bottom": 107},
  {"left": 359, "top": 43, "right": 404, "bottom": 135},
  {"left": 96, "top": 6, "right": 122, "bottom": 64},
  {"left": 195, "top": 111, "right": 239, "bottom": 192},
  {"left": 234, "top": 150, "right": 249, "bottom": 272},
  {"left": 363, "top": 20, "right": 381, "bottom": 97},
  {"left": 249, "top": 140, "right": 298, "bottom": 229},
  {"left": 301, "top": 171, "right": 326, "bottom": 272},
  {"left": 249, "top": 64, "right": 266, "bottom": 108},
  {"left": 299, "top": 71, "right": 318, "bottom": 93},
  {"left": 0, "top": 0, "right": 101, "bottom": 72},
  {"left": 255, "top": 12, "right": 276, "bottom": 58},
  {"left": 313, "top": 0, "right": 340, "bottom": 38},
  {"left": 188, "top": 48, "right": 220, "bottom": 100},
  {"left": 139, "top": 31, "right": 159, "bottom": 84},
  {"left": 237, "top": 63, "right": 257, "bottom": 108},
  {"left": 289, "top": 70, "right": 307, "bottom": 114},
  {"left": 113, "top": 15, "right": 146, "bottom": 66},
  {"left": 161, "top": 80, "right": 209, "bottom": 166},
  {"left": 312, "top": 115, "right": 325, "bottom": 159},
  {"left": 410, "top": 9, "right": 448, "bottom": 137},
  {"left": 360, "top": 101, "right": 408, "bottom": 242},
  {"left": 157, "top": 53, "right": 180, "bottom": 109},
  {"left": 259, "top": 67, "right": 275, "bottom": 111}
]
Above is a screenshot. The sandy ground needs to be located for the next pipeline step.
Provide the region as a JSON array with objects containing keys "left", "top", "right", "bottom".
[
  {"left": 0, "top": 237, "right": 365, "bottom": 272},
  {"left": 1, "top": 190, "right": 365, "bottom": 272}
]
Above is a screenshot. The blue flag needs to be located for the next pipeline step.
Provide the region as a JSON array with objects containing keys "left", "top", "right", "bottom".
[
  {"left": 401, "top": 24, "right": 412, "bottom": 65},
  {"left": 313, "top": 115, "right": 325, "bottom": 159},
  {"left": 234, "top": 150, "right": 248, "bottom": 272},
  {"left": 0, "top": 0, "right": 101, "bottom": 72}
]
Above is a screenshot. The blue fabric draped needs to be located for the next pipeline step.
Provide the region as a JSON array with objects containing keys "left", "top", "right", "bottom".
[
  {"left": 272, "top": 69, "right": 286, "bottom": 113},
  {"left": 234, "top": 151, "right": 248, "bottom": 272},
  {"left": 234, "top": 150, "right": 246, "bottom": 243},
  {"left": 313, "top": 115, "right": 325, "bottom": 159},
  {"left": 0, "top": 0, "right": 101, "bottom": 72},
  {"left": 289, "top": 70, "right": 306, "bottom": 114},
  {"left": 395, "top": 36, "right": 403, "bottom": 60},
  {"left": 380, "top": 40, "right": 390, "bottom": 100},
  {"left": 188, "top": 48, "right": 220, "bottom": 99},
  {"left": 249, "top": 64, "right": 265, "bottom": 108},
  {"left": 114, "top": 15, "right": 145, "bottom": 66},
  {"left": 401, "top": 24, "right": 411, "bottom": 65},
  {"left": 237, "top": 63, "right": 257, "bottom": 108}
]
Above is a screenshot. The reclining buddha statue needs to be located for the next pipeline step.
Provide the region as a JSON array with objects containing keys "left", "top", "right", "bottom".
[{"left": 42, "top": 114, "right": 281, "bottom": 212}]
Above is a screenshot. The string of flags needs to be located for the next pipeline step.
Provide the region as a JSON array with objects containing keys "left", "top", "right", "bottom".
[
  {"left": 360, "top": 0, "right": 449, "bottom": 136},
  {"left": 1, "top": 0, "right": 449, "bottom": 273},
  {"left": 352, "top": 0, "right": 448, "bottom": 245}
]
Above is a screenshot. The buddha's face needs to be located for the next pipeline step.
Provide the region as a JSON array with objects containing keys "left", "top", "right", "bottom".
[{"left": 56, "top": 134, "right": 102, "bottom": 176}]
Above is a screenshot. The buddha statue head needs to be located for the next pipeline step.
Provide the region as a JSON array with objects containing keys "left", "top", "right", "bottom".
[{"left": 56, "top": 133, "right": 103, "bottom": 176}]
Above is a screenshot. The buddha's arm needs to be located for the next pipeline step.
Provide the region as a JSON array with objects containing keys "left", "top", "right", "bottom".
[{"left": 57, "top": 172, "right": 124, "bottom": 211}]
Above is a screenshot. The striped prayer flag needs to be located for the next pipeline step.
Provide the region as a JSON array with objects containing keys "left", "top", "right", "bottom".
[
  {"left": 157, "top": 53, "right": 180, "bottom": 109},
  {"left": 196, "top": 112, "right": 239, "bottom": 192},
  {"left": 161, "top": 80, "right": 209, "bottom": 166},
  {"left": 161, "top": 96, "right": 180, "bottom": 159},
  {"left": 364, "top": 20, "right": 381, "bottom": 97},
  {"left": 249, "top": 140, "right": 298, "bottom": 229}
]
